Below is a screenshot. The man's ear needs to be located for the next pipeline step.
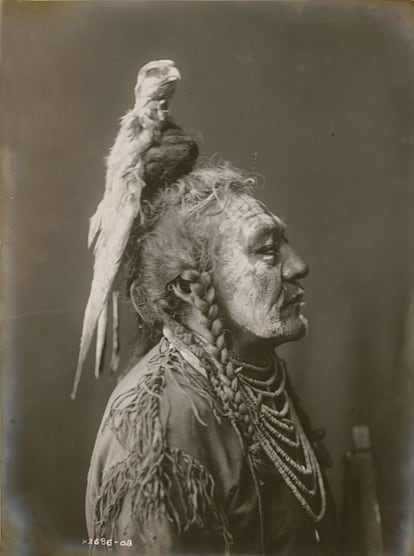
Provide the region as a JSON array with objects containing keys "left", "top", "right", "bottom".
[{"left": 168, "top": 279, "right": 193, "bottom": 306}]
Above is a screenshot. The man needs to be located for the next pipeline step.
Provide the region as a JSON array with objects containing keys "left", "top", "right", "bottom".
[{"left": 84, "top": 156, "right": 337, "bottom": 554}]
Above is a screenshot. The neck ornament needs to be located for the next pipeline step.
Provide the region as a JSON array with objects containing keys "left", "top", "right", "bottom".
[
  {"left": 239, "top": 360, "right": 326, "bottom": 523},
  {"left": 230, "top": 355, "right": 273, "bottom": 374}
]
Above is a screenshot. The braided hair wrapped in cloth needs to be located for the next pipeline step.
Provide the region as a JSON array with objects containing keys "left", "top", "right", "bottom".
[{"left": 82, "top": 62, "right": 338, "bottom": 555}]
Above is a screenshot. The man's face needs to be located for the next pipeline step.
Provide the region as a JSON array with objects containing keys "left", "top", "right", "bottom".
[{"left": 213, "top": 194, "right": 309, "bottom": 346}]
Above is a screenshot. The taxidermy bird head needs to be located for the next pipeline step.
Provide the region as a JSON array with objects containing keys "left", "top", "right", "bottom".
[{"left": 133, "top": 59, "right": 181, "bottom": 119}]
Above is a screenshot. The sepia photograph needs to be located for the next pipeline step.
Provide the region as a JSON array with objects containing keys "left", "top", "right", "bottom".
[{"left": 2, "top": 1, "right": 414, "bottom": 555}]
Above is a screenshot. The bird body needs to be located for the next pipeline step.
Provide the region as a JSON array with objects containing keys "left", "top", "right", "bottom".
[{"left": 72, "top": 60, "right": 182, "bottom": 399}]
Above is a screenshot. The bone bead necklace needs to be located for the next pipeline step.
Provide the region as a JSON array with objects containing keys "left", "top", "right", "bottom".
[{"left": 239, "top": 358, "right": 327, "bottom": 523}]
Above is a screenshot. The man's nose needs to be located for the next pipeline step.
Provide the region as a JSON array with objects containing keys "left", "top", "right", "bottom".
[{"left": 281, "top": 243, "right": 309, "bottom": 282}]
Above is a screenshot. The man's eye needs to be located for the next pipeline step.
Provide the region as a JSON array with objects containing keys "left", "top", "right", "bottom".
[
  {"left": 257, "top": 244, "right": 277, "bottom": 257},
  {"left": 257, "top": 246, "right": 273, "bottom": 254}
]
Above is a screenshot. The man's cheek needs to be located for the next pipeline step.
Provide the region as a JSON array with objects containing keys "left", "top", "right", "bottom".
[
  {"left": 256, "top": 271, "right": 272, "bottom": 296},
  {"left": 225, "top": 278, "right": 260, "bottom": 327},
  {"left": 225, "top": 262, "right": 255, "bottom": 297},
  {"left": 253, "top": 267, "right": 282, "bottom": 307}
]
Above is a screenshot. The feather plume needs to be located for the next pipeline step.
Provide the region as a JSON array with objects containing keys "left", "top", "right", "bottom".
[
  {"left": 94, "top": 299, "right": 108, "bottom": 379},
  {"left": 72, "top": 60, "right": 181, "bottom": 399},
  {"left": 110, "top": 291, "right": 120, "bottom": 374}
]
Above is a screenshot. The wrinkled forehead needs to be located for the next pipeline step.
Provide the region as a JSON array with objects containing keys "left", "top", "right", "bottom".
[{"left": 219, "top": 194, "right": 285, "bottom": 234}]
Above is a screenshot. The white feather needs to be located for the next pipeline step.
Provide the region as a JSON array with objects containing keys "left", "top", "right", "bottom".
[
  {"left": 72, "top": 60, "right": 180, "bottom": 399},
  {"left": 94, "top": 299, "right": 108, "bottom": 379}
]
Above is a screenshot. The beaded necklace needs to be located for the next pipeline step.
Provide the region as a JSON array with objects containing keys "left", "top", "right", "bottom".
[{"left": 239, "top": 357, "right": 326, "bottom": 524}]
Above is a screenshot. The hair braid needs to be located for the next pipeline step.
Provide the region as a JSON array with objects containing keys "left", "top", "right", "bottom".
[{"left": 179, "top": 269, "right": 254, "bottom": 439}]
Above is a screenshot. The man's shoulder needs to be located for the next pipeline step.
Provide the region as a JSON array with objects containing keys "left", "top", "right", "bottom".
[
  {"left": 104, "top": 342, "right": 218, "bottom": 430},
  {"left": 109, "top": 343, "right": 162, "bottom": 398},
  {"left": 102, "top": 342, "right": 232, "bottom": 457}
]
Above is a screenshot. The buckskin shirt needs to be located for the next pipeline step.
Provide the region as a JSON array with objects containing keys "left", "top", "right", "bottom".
[{"left": 86, "top": 334, "right": 337, "bottom": 555}]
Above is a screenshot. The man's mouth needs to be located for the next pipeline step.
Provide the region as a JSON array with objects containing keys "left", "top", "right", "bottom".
[{"left": 282, "top": 290, "right": 305, "bottom": 307}]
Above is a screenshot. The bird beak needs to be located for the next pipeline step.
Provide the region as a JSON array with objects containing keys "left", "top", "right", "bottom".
[{"left": 166, "top": 66, "right": 181, "bottom": 83}]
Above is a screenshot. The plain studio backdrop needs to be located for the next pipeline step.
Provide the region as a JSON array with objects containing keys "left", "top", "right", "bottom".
[{"left": 2, "top": 1, "right": 414, "bottom": 555}]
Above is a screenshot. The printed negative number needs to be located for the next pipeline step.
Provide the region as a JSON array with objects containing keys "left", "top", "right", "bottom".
[{"left": 83, "top": 538, "right": 133, "bottom": 547}]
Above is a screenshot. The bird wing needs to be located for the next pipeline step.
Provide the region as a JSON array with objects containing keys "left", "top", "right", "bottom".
[
  {"left": 94, "top": 297, "right": 108, "bottom": 379},
  {"left": 72, "top": 168, "right": 144, "bottom": 398},
  {"left": 72, "top": 60, "right": 181, "bottom": 398},
  {"left": 88, "top": 200, "right": 103, "bottom": 249}
]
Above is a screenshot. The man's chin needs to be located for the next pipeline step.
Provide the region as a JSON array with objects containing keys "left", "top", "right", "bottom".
[
  {"left": 270, "top": 314, "right": 309, "bottom": 346},
  {"left": 297, "top": 313, "right": 309, "bottom": 335},
  {"left": 286, "top": 318, "right": 308, "bottom": 342},
  {"left": 231, "top": 313, "right": 308, "bottom": 346}
]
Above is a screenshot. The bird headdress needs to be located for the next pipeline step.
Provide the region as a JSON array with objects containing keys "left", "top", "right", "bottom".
[{"left": 72, "top": 60, "right": 198, "bottom": 398}]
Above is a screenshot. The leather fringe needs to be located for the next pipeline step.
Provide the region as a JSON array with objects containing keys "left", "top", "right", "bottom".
[{"left": 91, "top": 344, "right": 232, "bottom": 553}]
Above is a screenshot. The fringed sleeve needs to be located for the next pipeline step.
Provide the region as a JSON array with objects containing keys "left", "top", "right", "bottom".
[{"left": 85, "top": 344, "right": 233, "bottom": 554}]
